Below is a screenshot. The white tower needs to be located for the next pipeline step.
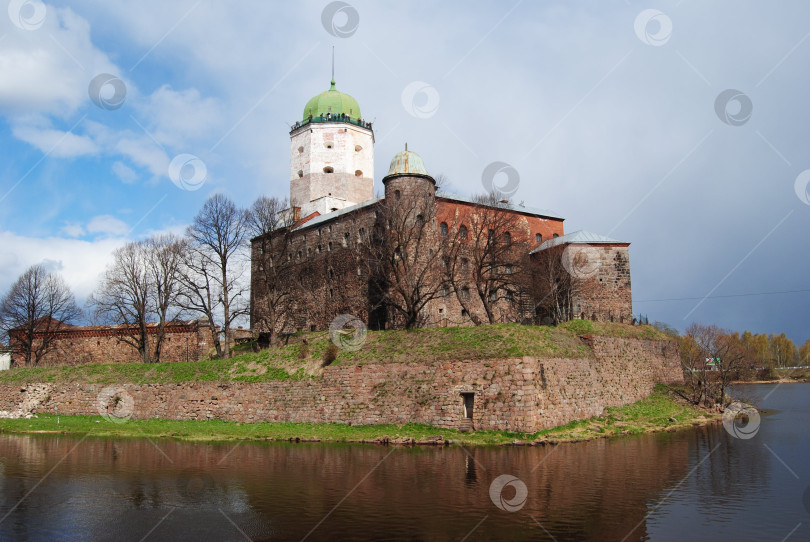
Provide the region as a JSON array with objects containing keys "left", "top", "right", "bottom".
[{"left": 289, "top": 78, "right": 374, "bottom": 217}]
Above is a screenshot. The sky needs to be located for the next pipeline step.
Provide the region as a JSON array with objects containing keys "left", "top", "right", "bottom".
[{"left": 0, "top": 0, "right": 808, "bottom": 344}]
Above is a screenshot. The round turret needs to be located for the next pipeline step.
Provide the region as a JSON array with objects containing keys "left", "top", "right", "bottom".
[{"left": 383, "top": 145, "right": 435, "bottom": 200}]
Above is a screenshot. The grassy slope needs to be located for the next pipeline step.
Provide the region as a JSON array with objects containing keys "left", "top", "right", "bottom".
[
  {"left": 0, "top": 322, "right": 667, "bottom": 386},
  {"left": 0, "top": 385, "right": 714, "bottom": 445}
]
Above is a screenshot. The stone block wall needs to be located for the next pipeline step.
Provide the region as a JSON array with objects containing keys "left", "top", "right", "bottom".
[{"left": 0, "top": 336, "right": 682, "bottom": 433}]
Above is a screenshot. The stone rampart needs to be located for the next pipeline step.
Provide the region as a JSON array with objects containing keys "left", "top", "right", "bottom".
[{"left": 0, "top": 337, "right": 682, "bottom": 433}]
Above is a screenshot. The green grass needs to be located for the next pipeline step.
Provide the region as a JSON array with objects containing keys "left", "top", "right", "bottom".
[
  {"left": 0, "top": 322, "right": 670, "bottom": 387},
  {"left": 0, "top": 385, "right": 714, "bottom": 446}
]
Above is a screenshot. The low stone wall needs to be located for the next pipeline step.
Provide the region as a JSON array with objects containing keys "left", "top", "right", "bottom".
[{"left": 0, "top": 337, "right": 682, "bottom": 433}]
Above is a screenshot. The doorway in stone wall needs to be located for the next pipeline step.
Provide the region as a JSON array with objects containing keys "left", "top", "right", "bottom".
[{"left": 461, "top": 393, "right": 474, "bottom": 419}]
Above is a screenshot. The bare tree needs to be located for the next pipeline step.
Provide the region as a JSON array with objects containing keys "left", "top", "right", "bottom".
[
  {"left": 682, "top": 323, "right": 749, "bottom": 405},
  {"left": 531, "top": 244, "right": 575, "bottom": 324},
  {"left": 89, "top": 235, "right": 184, "bottom": 363},
  {"left": 245, "top": 196, "right": 298, "bottom": 346},
  {"left": 186, "top": 194, "right": 249, "bottom": 358},
  {"left": 529, "top": 241, "right": 601, "bottom": 324},
  {"left": 0, "top": 264, "right": 81, "bottom": 367},
  {"left": 361, "top": 191, "right": 450, "bottom": 329},
  {"left": 448, "top": 193, "right": 531, "bottom": 324}
]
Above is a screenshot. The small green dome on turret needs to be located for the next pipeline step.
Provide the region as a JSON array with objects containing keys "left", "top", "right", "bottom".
[
  {"left": 302, "top": 80, "right": 361, "bottom": 121},
  {"left": 386, "top": 145, "right": 429, "bottom": 176}
]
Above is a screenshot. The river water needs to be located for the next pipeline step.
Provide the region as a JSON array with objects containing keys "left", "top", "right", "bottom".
[{"left": 0, "top": 383, "right": 807, "bottom": 541}]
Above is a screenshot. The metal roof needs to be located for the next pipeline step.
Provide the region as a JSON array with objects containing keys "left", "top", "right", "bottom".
[
  {"left": 293, "top": 198, "right": 381, "bottom": 231},
  {"left": 529, "top": 230, "right": 628, "bottom": 254},
  {"left": 436, "top": 191, "right": 564, "bottom": 220}
]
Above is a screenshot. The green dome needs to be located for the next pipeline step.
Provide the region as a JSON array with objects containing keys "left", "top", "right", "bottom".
[
  {"left": 386, "top": 147, "right": 429, "bottom": 176},
  {"left": 302, "top": 80, "right": 361, "bottom": 121}
]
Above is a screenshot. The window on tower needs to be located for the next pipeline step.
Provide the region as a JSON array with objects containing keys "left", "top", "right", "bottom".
[
  {"left": 355, "top": 145, "right": 362, "bottom": 152},
  {"left": 440, "top": 222, "right": 448, "bottom": 237},
  {"left": 297, "top": 170, "right": 303, "bottom": 178},
  {"left": 536, "top": 233, "right": 542, "bottom": 243},
  {"left": 298, "top": 146, "right": 304, "bottom": 154},
  {"left": 355, "top": 170, "right": 362, "bottom": 177},
  {"left": 323, "top": 166, "right": 334, "bottom": 173}
]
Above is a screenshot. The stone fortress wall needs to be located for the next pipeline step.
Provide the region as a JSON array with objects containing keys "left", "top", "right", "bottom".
[{"left": 0, "top": 336, "right": 682, "bottom": 433}]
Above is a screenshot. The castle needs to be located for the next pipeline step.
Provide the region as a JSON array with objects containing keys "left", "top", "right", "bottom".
[{"left": 250, "top": 78, "right": 632, "bottom": 339}]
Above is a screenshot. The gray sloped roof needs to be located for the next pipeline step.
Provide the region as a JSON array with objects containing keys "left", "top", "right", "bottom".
[
  {"left": 436, "top": 192, "right": 564, "bottom": 220},
  {"left": 529, "top": 230, "right": 629, "bottom": 254},
  {"left": 293, "top": 198, "right": 381, "bottom": 231}
]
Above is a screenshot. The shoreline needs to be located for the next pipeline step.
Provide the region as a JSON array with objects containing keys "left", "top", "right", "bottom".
[{"left": 0, "top": 386, "right": 721, "bottom": 447}]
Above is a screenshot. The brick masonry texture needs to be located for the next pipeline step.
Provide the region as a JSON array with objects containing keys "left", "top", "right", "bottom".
[
  {"left": 10, "top": 320, "right": 215, "bottom": 368},
  {"left": 0, "top": 337, "right": 682, "bottom": 433}
]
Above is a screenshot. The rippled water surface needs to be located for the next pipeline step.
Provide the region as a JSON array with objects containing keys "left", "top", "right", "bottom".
[{"left": 0, "top": 383, "right": 808, "bottom": 541}]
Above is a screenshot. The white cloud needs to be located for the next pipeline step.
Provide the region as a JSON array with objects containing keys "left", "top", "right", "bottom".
[
  {"left": 136, "top": 85, "right": 223, "bottom": 148},
  {"left": 112, "top": 161, "right": 138, "bottom": 184},
  {"left": 12, "top": 120, "right": 98, "bottom": 158},
  {"left": 61, "top": 222, "right": 85, "bottom": 237},
  {"left": 0, "top": 231, "right": 124, "bottom": 304},
  {"left": 0, "top": 6, "right": 122, "bottom": 118},
  {"left": 86, "top": 215, "right": 128, "bottom": 236}
]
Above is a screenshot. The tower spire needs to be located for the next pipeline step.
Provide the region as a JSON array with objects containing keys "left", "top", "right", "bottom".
[{"left": 331, "top": 46, "right": 335, "bottom": 86}]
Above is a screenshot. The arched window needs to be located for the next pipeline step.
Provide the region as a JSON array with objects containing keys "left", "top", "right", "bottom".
[
  {"left": 536, "top": 233, "right": 542, "bottom": 243},
  {"left": 328, "top": 241, "right": 333, "bottom": 251},
  {"left": 394, "top": 190, "right": 401, "bottom": 200},
  {"left": 461, "top": 258, "right": 469, "bottom": 271},
  {"left": 553, "top": 233, "right": 559, "bottom": 238},
  {"left": 342, "top": 232, "right": 349, "bottom": 247},
  {"left": 297, "top": 170, "right": 303, "bottom": 178},
  {"left": 459, "top": 225, "right": 468, "bottom": 240},
  {"left": 440, "top": 222, "right": 448, "bottom": 237},
  {"left": 328, "top": 268, "right": 335, "bottom": 279},
  {"left": 298, "top": 146, "right": 304, "bottom": 154},
  {"left": 355, "top": 170, "right": 363, "bottom": 177},
  {"left": 503, "top": 231, "right": 511, "bottom": 245},
  {"left": 323, "top": 166, "right": 334, "bottom": 173},
  {"left": 460, "top": 288, "right": 470, "bottom": 301}
]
